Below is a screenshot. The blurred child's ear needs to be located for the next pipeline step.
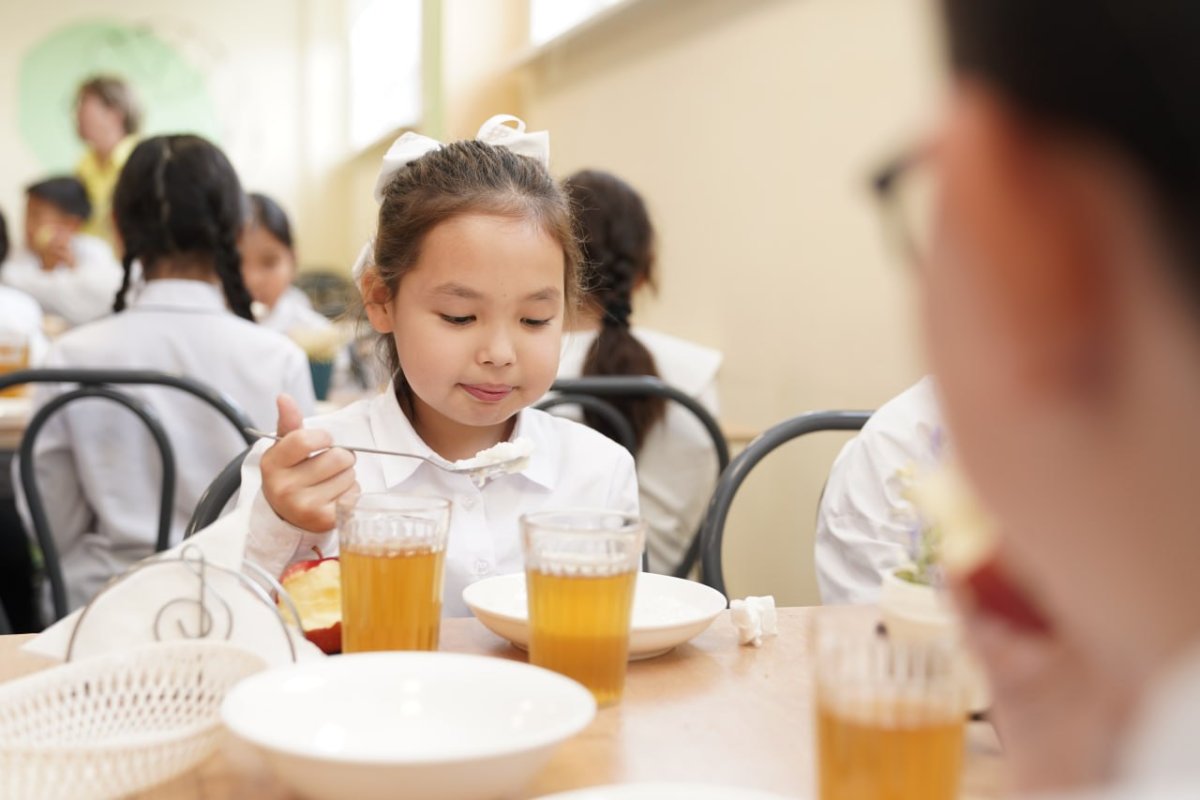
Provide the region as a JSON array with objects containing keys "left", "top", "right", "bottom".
[{"left": 360, "top": 268, "right": 395, "bottom": 334}]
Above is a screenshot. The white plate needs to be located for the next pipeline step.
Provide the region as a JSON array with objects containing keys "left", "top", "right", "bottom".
[
  {"left": 463, "top": 572, "right": 728, "bottom": 660},
  {"left": 536, "top": 783, "right": 797, "bottom": 799},
  {"left": 221, "top": 652, "right": 596, "bottom": 800}
]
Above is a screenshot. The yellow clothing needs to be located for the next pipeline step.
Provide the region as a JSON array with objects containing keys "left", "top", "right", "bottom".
[{"left": 76, "top": 135, "right": 137, "bottom": 245}]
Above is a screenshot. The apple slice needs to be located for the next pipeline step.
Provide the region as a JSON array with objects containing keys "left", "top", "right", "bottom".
[{"left": 279, "top": 551, "right": 342, "bottom": 654}]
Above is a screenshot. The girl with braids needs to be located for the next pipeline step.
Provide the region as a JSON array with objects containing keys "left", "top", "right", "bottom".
[
  {"left": 557, "top": 170, "right": 721, "bottom": 574},
  {"left": 239, "top": 117, "right": 638, "bottom": 617},
  {"left": 18, "top": 134, "right": 314, "bottom": 616}
]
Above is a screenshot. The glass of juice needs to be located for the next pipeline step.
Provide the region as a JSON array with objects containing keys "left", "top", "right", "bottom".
[
  {"left": 337, "top": 494, "right": 450, "bottom": 652},
  {"left": 0, "top": 330, "right": 30, "bottom": 398},
  {"left": 815, "top": 631, "right": 968, "bottom": 800},
  {"left": 522, "top": 509, "right": 644, "bottom": 707}
]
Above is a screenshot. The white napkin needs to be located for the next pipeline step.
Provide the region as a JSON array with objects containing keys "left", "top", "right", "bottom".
[
  {"left": 22, "top": 506, "right": 322, "bottom": 666},
  {"left": 730, "top": 595, "right": 778, "bottom": 647}
]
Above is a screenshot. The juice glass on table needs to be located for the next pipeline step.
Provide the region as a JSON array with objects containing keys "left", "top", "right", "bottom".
[
  {"left": 337, "top": 494, "right": 450, "bottom": 652},
  {"left": 815, "top": 632, "right": 968, "bottom": 800},
  {"left": 0, "top": 330, "right": 30, "bottom": 398},
  {"left": 522, "top": 509, "right": 644, "bottom": 707}
]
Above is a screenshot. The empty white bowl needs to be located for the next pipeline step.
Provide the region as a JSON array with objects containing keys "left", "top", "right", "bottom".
[
  {"left": 221, "top": 652, "right": 596, "bottom": 800},
  {"left": 463, "top": 572, "right": 728, "bottom": 660}
]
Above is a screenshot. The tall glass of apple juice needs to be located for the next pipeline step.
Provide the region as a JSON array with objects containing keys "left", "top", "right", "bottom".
[
  {"left": 522, "top": 509, "right": 644, "bottom": 707},
  {"left": 337, "top": 494, "right": 450, "bottom": 653},
  {"left": 815, "top": 632, "right": 968, "bottom": 800}
]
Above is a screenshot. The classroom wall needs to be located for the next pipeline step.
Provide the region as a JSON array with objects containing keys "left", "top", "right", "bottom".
[
  {"left": 511, "top": 0, "right": 944, "bottom": 604},
  {"left": 0, "top": 0, "right": 351, "bottom": 268}
]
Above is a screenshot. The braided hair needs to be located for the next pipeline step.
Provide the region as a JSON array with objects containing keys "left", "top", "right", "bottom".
[
  {"left": 564, "top": 169, "right": 665, "bottom": 453},
  {"left": 111, "top": 135, "right": 254, "bottom": 320}
]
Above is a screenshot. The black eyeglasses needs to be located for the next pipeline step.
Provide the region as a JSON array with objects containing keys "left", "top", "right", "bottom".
[{"left": 871, "top": 145, "right": 935, "bottom": 270}]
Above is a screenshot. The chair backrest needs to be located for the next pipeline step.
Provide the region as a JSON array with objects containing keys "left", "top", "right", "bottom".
[
  {"left": 541, "top": 375, "right": 731, "bottom": 578},
  {"left": 698, "top": 409, "right": 872, "bottom": 598},
  {"left": 0, "top": 369, "right": 256, "bottom": 621},
  {"left": 185, "top": 446, "right": 252, "bottom": 538},
  {"left": 534, "top": 394, "right": 637, "bottom": 454}
]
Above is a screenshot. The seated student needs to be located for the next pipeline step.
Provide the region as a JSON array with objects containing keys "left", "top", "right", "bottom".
[
  {"left": 906, "top": 0, "right": 1200, "bottom": 794},
  {"left": 0, "top": 208, "right": 48, "bottom": 367},
  {"left": 240, "top": 193, "right": 331, "bottom": 334},
  {"left": 18, "top": 135, "right": 314, "bottom": 616},
  {"left": 0, "top": 177, "right": 123, "bottom": 327},
  {"left": 814, "top": 377, "right": 942, "bottom": 604},
  {"left": 557, "top": 170, "right": 722, "bottom": 574},
  {"left": 240, "top": 118, "right": 639, "bottom": 617}
]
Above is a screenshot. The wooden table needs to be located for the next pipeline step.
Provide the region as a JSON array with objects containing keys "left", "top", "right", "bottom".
[{"left": 0, "top": 607, "right": 1005, "bottom": 798}]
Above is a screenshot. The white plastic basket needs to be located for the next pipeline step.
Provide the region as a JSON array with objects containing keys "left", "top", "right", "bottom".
[{"left": 0, "top": 640, "right": 266, "bottom": 800}]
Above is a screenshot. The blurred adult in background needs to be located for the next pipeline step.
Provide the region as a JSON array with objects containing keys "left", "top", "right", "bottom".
[
  {"left": 558, "top": 170, "right": 721, "bottom": 574},
  {"left": 0, "top": 177, "right": 122, "bottom": 327},
  {"left": 74, "top": 75, "right": 140, "bottom": 246},
  {"left": 909, "top": 0, "right": 1200, "bottom": 795}
]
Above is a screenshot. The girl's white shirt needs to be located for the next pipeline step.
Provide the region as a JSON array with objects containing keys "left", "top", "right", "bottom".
[
  {"left": 15, "top": 279, "right": 315, "bottom": 614},
  {"left": 239, "top": 388, "right": 640, "bottom": 617},
  {"left": 260, "top": 287, "right": 331, "bottom": 334},
  {"left": 0, "top": 285, "right": 49, "bottom": 364},
  {"left": 0, "top": 234, "right": 123, "bottom": 326},
  {"left": 556, "top": 326, "right": 721, "bottom": 574}
]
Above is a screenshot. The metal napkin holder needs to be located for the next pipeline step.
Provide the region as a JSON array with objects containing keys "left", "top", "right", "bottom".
[{"left": 65, "top": 544, "right": 301, "bottom": 663}]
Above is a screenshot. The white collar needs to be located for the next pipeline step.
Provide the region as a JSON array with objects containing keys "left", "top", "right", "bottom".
[
  {"left": 132, "top": 279, "right": 228, "bottom": 312},
  {"left": 365, "top": 387, "right": 560, "bottom": 491}
]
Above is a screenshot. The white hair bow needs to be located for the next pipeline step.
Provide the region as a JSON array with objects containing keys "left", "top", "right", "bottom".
[{"left": 352, "top": 115, "right": 550, "bottom": 286}]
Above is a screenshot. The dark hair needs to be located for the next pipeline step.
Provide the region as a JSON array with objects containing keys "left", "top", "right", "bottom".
[
  {"left": 942, "top": 0, "right": 1200, "bottom": 296},
  {"left": 370, "top": 139, "right": 581, "bottom": 408},
  {"left": 0, "top": 207, "right": 8, "bottom": 265},
  {"left": 76, "top": 75, "right": 141, "bottom": 136},
  {"left": 563, "top": 169, "right": 664, "bottom": 452},
  {"left": 27, "top": 177, "right": 92, "bottom": 221},
  {"left": 248, "top": 192, "right": 294, "bottom": 250},
  {"left": 111, "top": 135, "right": 254, "bottom": 320}
]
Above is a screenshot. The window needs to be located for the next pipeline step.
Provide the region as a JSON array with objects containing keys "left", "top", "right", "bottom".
[
  {"left": 348, "top": 0, "right": 422, "bottom": 148},
  {"left": 529, "top": 0, "right": 625, "bottom": 47}
]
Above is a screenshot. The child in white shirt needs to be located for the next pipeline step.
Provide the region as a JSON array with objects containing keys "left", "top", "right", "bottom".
[
  {"left": 0, "top": 177, "right": 122, "bottom": 326},
  {"left": 240, "top": 193, "right": 331, "bottom": 335},
  {"left": 20, "top": 136, "right": 314, "bottom": 615},
  {"left": 240, "top": 117, "right": 640, "bottom": 616}
]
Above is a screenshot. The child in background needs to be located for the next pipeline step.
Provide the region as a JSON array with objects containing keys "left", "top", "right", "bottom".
[
  {"left": 239, "top": 117, "right": 639, "bottom": 616},
  {"left": 19, "top": 135, "right": 314, "bottom": 615},
  {"left": 0, "top": 177, "right": 122, "bottom": 327},
  {"left": 558, "top": 170, "right": 722, "bottom": 574},
  {"left": 240, "top": 193, "right": 330, "bottom": 334},
  {"left": 0, "top": 207, "right": 48, "bottom": 369}
]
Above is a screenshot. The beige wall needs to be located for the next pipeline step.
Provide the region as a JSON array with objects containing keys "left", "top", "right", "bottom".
[{"left": 511, "top": 0, "right": 944, "bottom": 603}]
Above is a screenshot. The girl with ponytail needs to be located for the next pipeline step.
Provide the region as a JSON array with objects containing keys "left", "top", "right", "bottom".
[
  {"left": 19, "top": 134, "right": 315, "bottom": 615},
  {"left": 559, "top": 169, "right": 722, "bottom": 574}
]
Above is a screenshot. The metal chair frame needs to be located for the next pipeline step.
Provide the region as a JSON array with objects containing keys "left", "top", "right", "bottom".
[
  {"left": 698, "top": 410, "right": 872, "bottom": 597},
  {"left": 0, "top": 369, "right": 256, "bottom": 621}
]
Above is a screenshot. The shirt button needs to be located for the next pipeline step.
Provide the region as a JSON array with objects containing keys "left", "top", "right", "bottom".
[{"left": 473, "top": 559, "right": 491, "bottom": 576}]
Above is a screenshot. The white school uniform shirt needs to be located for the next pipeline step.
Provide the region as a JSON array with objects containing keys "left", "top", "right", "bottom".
[
  {"left": 0, "top": 285, "right": 49, "bottom": 365},
  {"left": 239, "top": 388, "right": 640, "bottom": 617},
  {"left": 557, "top": 326, "right": 722, "bottom": 574},
  {"left": 0, "top": 234, "right": 123, "bottom": 326},
  {"left": 259, "top": 287, "right": 331, "bottom": 334},
  {"left": 15, "top": 279, "right": 315, "bottom": 614},
  {"left": 815, "top": 376, "right": 942, "bottom": 605}
]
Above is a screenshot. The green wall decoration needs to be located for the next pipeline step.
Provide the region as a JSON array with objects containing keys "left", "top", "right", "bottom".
[{"left": 18, "top": 19, "right": 220, "bottom": 171}]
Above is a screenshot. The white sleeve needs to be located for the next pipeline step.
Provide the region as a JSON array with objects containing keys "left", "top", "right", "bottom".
[
  {"left": 284, "top": 347, "right": 317, "bottom": 417},
  {"left": 605, "top": 447, "right": 641, "bottom": 516},
  {"left": 236, "top": 438, "right": 337, "bottom": 578},
  {"left": 46, "top": 238, "right": 123, "bottom": 325},
  {"left": 814, "top": 435, "right": 916, "bottom": 605}
]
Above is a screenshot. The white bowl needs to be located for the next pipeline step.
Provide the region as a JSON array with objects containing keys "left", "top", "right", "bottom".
[
  {"left": 463, "top": 572, "right": 728, "bottom": 660},
  {"left": 221, "top": 652, "right": 596, "bottom": 800},
  {"left": 536, "top": 783, "right": 796, "bottom": 799}
]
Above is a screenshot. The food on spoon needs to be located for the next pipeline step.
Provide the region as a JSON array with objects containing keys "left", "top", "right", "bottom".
[
  {"left": 279, "top": 547, "right": 342, "bottom": 654},
  {"left": 452, "top": 436, "right": 534, "bottom": 474}
]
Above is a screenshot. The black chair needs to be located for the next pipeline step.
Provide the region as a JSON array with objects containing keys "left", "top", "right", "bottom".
[
  {"left": 535, "top": 393, "right": 637, "bottom": 454},
  {"left": 539, "top": 376, "right": 731, "bottom": 579},
  {"left": 185, "top": 446, "right": 252, "bottom": 537},
  {"left": 698, "top": 410, "right": 872, "bottom": 598},
  {"left": 0, "top": 369, "right": 257, "bottom": 622}
]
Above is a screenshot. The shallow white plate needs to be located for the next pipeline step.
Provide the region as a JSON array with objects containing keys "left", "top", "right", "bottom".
[
  {"left": 221, "top": 652, "right": 596, "bottom": 800},
  {"left": 536, "top": 783, "right": 797, "bottom": 799},
  {"left": 463, "top": 572, "right": 728, "bottom": 660}
]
